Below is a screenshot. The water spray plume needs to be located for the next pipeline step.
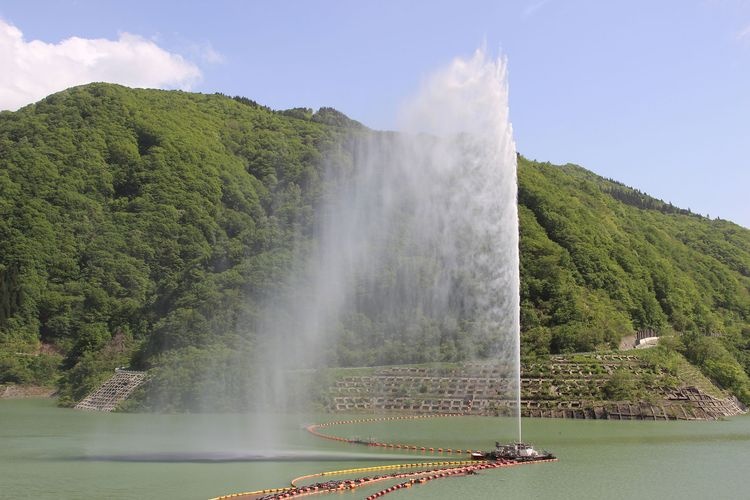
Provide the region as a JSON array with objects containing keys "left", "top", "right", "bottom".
[
  {"left": 402, "top": 48, "right": 520, "bottom": 443},
  {"left": 256, "top": 47, "right": 520, "bottom": 442}
]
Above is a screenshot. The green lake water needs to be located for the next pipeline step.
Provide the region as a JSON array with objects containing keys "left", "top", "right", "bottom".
[{"left": 1, "top": 398, "right": 748, "bottom": 499}]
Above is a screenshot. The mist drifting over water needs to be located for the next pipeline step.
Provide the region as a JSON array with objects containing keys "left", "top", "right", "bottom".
[{"left": 255, "top": 49, "right": 519, "bottom": 436}]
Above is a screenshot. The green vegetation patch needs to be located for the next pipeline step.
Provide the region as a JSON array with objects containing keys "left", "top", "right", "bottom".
[{"left": 0, "top": 84, "right": 748, "bottom": 410}]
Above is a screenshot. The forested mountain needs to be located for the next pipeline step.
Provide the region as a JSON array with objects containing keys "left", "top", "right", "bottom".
[{"left": 1, "top": 84, "right": 748, "bottom": 408}]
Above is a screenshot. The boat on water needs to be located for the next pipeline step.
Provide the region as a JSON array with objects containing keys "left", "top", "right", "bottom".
[{"left": 471, "top": 442, "right": 555, "bottom": 462}]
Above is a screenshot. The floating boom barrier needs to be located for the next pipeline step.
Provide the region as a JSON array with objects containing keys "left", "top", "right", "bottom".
[
  {"left": 209, "top": 415, "right": 557, "bottom": 499},
  {"left": 304, "top": 414, "right": 484, "bottom": 455}
]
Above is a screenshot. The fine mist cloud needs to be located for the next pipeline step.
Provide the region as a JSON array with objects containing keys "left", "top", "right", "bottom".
[
  {"left": 250, "top": 49, "right": 520, "bottom": 427},
  {"left": 0, "top": 18, "right": 202, "bottom": 111},
  {"left": 399, "top": 49, "right": 513, "bottom": 141}
]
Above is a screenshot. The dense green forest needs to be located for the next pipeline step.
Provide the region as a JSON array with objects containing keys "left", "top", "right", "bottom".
[{"left": 1, "top": 84, "right": 748, "bottom": 408}]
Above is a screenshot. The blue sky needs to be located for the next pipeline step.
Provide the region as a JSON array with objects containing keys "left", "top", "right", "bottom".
[{"left": 1, "top": 0, "right": 748, "bottom": 227}]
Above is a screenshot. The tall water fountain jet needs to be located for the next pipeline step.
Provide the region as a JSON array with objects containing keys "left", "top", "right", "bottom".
[
  {"left": 399, "top": 49, "right": 521, "bottom": 441},
  {"left": 256, "top": 48, "right": 520, "bottom": 442}
]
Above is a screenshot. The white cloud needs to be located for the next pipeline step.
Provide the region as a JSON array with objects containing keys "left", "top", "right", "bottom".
[
  {"left": 0, "top": 19, "right": 202, "bottom": 111},
  {"left": 737, "top": 23, "right": 750, "bottom": 41}
]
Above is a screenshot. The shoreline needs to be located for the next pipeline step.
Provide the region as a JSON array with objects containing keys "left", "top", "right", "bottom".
[{"left": 0, "top": 384, "right": 57, "bottom": 399}]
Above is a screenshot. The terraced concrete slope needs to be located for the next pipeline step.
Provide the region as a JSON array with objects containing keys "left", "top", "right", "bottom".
[{"left": 323, "top": 354, "right": 746, "bottom": 420}]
